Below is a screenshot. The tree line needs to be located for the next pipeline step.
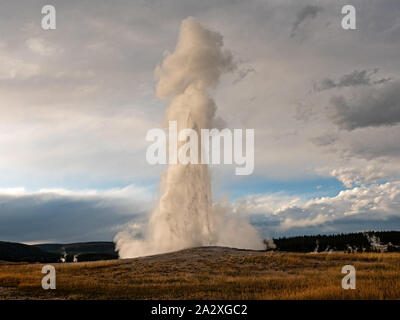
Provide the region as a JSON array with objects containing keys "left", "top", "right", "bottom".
[{"left": 269, "top": 231, "right": 400, "bottom": 252}]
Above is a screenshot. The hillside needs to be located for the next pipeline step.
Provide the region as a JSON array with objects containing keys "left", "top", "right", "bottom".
[
  {"left": 0, "top": 241, "right": 58, "bottom": 262},
  {"left": 0, "top": 241, "right": 117, "bottom": 263}
]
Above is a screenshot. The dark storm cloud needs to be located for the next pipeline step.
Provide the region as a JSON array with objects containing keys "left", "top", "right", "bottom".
[
  {"left": 290, "top": 5, "right": 323, "bottom": 37},
  {"left": 329, "top": 80, "right": 400, "bottom": 130},
  {"left": 316, "top": 69, "right": 391, "bottom": 91},
  {"left": 343, "top": 134, "right": 400, "bottom": 160},
  {"left": 0, "top": 191, "right": 145, "bottom": 243}
]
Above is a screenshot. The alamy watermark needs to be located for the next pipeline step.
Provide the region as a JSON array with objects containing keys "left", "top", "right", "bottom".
[
  {"left": 41, "top": 5, "right": 56, "bottom": 30},
  {"left": 341, "top": 5, "right": 356, "bottom": 30},
  {"left": 39, "top": 4, "right": 355, "bottom": 32},
  {"left": 342, "top": 265, "right": 356, "bottom": 290},
  {"left": 146, "top": 121, "right": 254, "bottom": 175},
  {"left": 41, "top": 265, "right": 56, "bottom": 290}
]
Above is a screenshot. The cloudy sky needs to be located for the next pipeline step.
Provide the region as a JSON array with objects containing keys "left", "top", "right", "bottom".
[{"left": 1, "top": 0, "right": 399, "bottom": 243}]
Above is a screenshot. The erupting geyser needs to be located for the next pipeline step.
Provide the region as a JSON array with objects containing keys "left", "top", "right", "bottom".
[{"left": 115, "top": 17, "right": 263, "bottom": 258}]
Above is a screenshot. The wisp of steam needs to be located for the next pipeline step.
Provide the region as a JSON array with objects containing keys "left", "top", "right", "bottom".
[{"left": 115, "top": 17, "right": 264, "bottom": 258}]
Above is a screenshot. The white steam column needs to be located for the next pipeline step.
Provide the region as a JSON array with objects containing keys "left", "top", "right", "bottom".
[{"left": 115, "top": 17, "right": 263, "bottom": 258}]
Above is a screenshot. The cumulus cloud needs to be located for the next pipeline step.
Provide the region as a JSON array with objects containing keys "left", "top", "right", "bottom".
[
  {"left": 330, "top": 165, "right": 388, "bottom": 188},
  {"left": 329, "top": 80, "right": 400, "bottom": 130},
  {"left": 3, "top": 181, "right": 399, "bottom": 243},
  {"left": 281, "top": 214, "right": 332, "bottom": 230},
  {"left": 235, "top": 182, "right": 400, "bottom": 236}
]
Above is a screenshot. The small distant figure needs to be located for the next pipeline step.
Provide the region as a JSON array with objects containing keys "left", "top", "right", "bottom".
[
  {"left": 263, "top": 238, "right": 276, "bottom": 252},
  {"left": 60, "top": 252, "right": 67, "bottom": 263},
  {"left": 311, "top": 240, "right": 319, "bottom": 254},
  {"left": 346, "top": 245, "right": 359, "bottom": 253},
  {"left": 73, "top": 255, "right": 78, "bottom": 263},
  {"left": 324, "top": 246, "right": 333, "bottom": 254}
]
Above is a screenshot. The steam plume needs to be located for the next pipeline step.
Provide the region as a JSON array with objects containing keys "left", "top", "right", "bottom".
[{"left": 115, "top": 17, "right": 263, "bottom": 258}]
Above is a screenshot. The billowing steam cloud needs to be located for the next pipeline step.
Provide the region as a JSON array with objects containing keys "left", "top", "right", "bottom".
[{"left": 115, "top": 17, "right": 263, "bottom": 258}]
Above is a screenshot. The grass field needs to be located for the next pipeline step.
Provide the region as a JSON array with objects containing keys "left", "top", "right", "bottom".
[{"left": 0, "top": 247, "right": 399, "bottom": 299}]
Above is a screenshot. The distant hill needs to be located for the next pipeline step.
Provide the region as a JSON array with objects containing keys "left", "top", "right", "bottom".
[
  {"left": 0, "top": 241, "right": 117, "bottom": 263},
  {"left": 0, "top": 241, "right": 59, "bottom": 262},
  {"left": 34, "top": 241, "right": 116, "bottom": 255}
]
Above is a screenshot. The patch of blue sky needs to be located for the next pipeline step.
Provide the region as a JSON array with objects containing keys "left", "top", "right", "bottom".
[{"left": 217, "top": 176, "right": 346, "bottom": 200}]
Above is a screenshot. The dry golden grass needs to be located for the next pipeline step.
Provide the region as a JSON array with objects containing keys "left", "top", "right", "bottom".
[{"left": 0, "top": 247, "right": 399, "bottom": 299}]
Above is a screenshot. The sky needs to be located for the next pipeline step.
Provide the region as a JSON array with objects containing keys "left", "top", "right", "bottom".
[{"left": 0, "top": 0, "right": 400, "bottom": 243}]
